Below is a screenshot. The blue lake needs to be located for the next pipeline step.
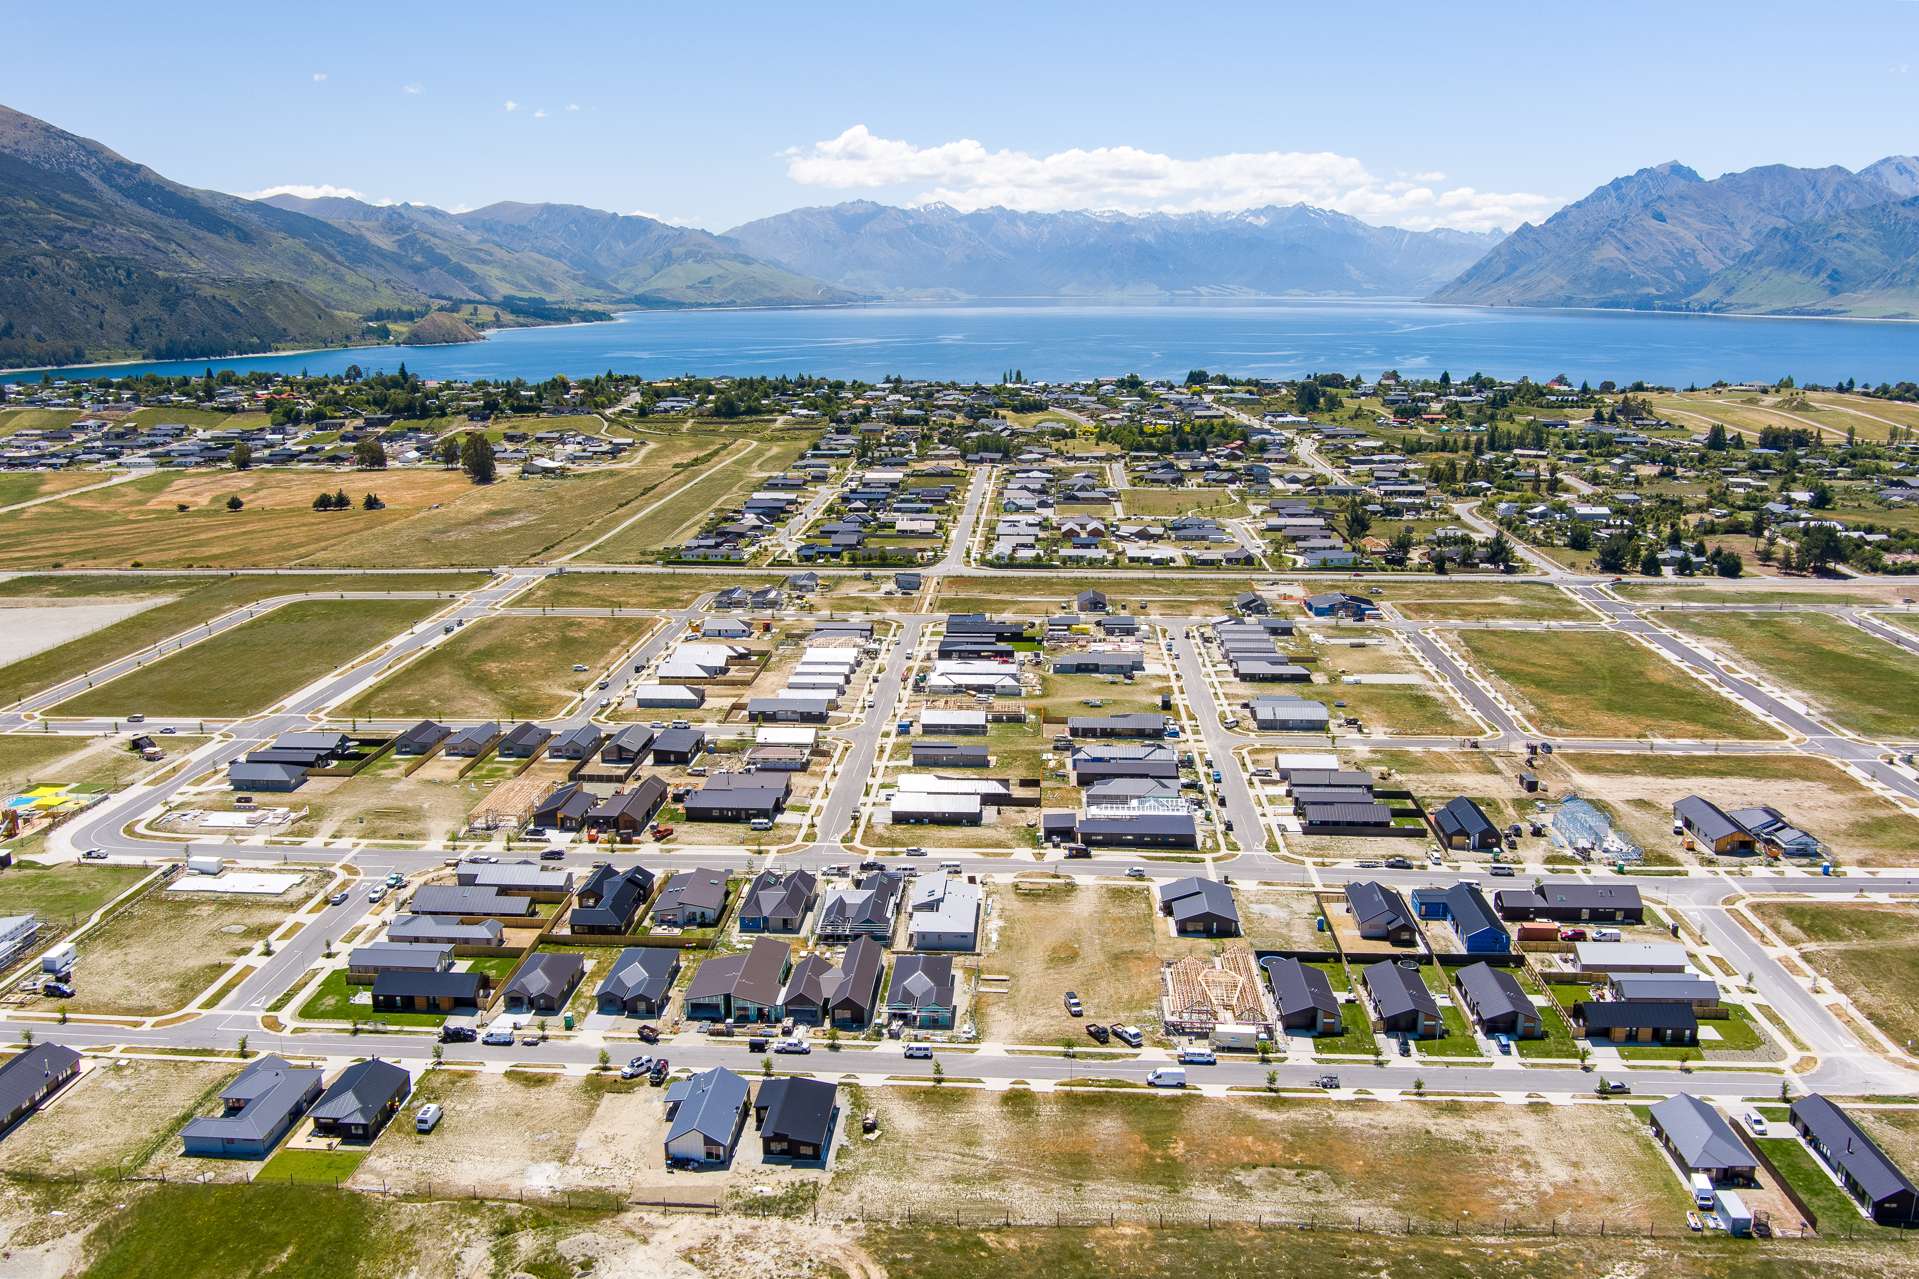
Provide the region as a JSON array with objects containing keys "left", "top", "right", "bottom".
[{"left": 8, "top": 300, "right": 1918, "bottom": 386}]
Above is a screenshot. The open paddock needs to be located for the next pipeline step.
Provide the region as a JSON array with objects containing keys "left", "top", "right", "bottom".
[{"left": 343, "top": 614, "right": 640, "bottom": 720}]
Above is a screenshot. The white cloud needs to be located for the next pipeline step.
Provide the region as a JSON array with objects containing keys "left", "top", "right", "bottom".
[
  {"left": 566, "top": 103, "right": 581, "bottom": 112},
  {"left": 533, "top": 108, "right": 548, "bottom": 119},
  {"left": 311, "top": 72, "right": 327, "bottom": 82},
  {"left": 783, "top": 124, "right": 1556, "bottom": 232},
  {"left": 504, "top": 99, "right": 519, "bottom": 112},
  {"left": 403, "top": 83, "right": 424, "bottom": 95},
  {"left": 243, "top": 183, "right": 367, "bottom": 202}
]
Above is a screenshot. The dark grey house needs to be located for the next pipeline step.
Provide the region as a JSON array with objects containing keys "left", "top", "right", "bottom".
[
  {"left": 911, "top": 741, "right": 990, "bottom": 769},
  {"left": 596, "top": 947, "right": 682, "bottom": 1017},
  {"left": 1453, "top": 962, "right": 1540, "bottom": 1038},
  {"left": 0, "top": 1043, "right": 80, "bottom": 1131},
  {"left": 1157, "top": 877, "right": 1240, "bottom": 936},
  {"left": 1791, "top": 1094, "right": 1919, "bottom": 1226},
  {"left": 1262, "top": 957, "right": 1341, "bottom": 1036},
  {"left": 650, "top": 869, "right": 730, "bottom": 927},
  {"left": 501, "top": 953, "right": 586, "bottom": 1014},
  {"left": 570, "top": 864, "right": 656, "bottom": 934},
  {"left": 1650, "top": 1093, "right": 1756, "bottom": 1183},
  {"left": 180, "top": 1055, "right": 323, "bottom": 1159},
  {"left": 309, "top": 1059, "right": 410, "bottom": 1142},
  {"left": 1433, "top": 796, "right": 1500, "bottom": 851},
  {"left": 1345, "top": 881, "right": 1417, "bottom": 945},
  {"left": 1494, "top": 883, "right": 1644, "bottom": 923},
  {"left": 737, "top": 869, "right": 819, "bottom": 933},
  {"left": 497, "top": 722, "right": 553, "bottom": 759},
  {"left": 755, "top": 1076, "right": 839, "bottom": 1163},
  {"left": 1363, "top": 960, "right": 1443, "bottom": 1038},
  {"left": 393, "top": 720, "right": 450, "bottom": 756}
]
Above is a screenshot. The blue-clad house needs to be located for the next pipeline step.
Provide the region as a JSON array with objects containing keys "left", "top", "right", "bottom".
[{"left": 1410, "top": 882, "right": 1510, "bottom": 954}]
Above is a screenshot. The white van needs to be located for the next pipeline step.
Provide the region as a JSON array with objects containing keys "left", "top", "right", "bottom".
[
  {"left": 1177, "top": 1047, "right": 1217, "bottom": 1065},
  {"left": 1146, "top": 1067, "right": 1187, "bottom": 1088},
  {"left": 481, "top": 1025, "right": 515, "bottom": 1046},
  {"left": 903, "top": 1043, "right": 934, "bottom": 1060}
]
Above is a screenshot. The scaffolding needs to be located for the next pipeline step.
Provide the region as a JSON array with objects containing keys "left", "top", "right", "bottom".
[{"left": 1550, "top": 796, "right": 1641, "bottom": 864}]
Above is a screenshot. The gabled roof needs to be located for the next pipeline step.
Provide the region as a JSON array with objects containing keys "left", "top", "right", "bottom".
[
  {"left": 597, "top": 947, "right": 679, "bottom": 1005},
  {"left": 1363, "top": 960, "right": 1438, "bottom": 1020},
  {"left": 887, "top": 954, "right": 956, "bottom": 1010},
  {"left": 1346, "top": 881, "right": 1414, "bottom": 934},
  {"left": 0, "top": 1043, "right": 79, "bottom": 1117},
  {"left": 180, "top": 1055, "right": 322, "bottom": 1144},
  {"left": 665, "top": 1067, "right": 749, "bottom": 1147},
  {"left": 1454, "top": 962, "right": 1528, "bottom": 1023},
  {"left": 1157, "top": 876, "right": 1238, "bottom": 925},
  {"left": 1650, "top": 1093, "right": 1754, "bottom": 1172},
  {"left": 1261, "top": 956, "right": 1338, "bottom": 1020},
  {"left": 1434, "top": 796, "right": 1498, "bottom": 843},
  {"left": 503, "top": 953, "right": 585, "bottom": 1004},
  {"left": 686, "top": 935, "right": 789, "bottom": 1007},
  {"left": 757, "top": 1076, "right": 838, "bottom": 1148},
  {"left": 1791, "top": 1094, "right": 1918, "bottom": 1204},
  {"left": 309, "top": 1059, "right": 409, "bottom": 1128}
]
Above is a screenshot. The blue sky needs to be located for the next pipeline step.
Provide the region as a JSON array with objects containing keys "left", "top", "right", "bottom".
[{"left": 8, "top": 0, "right": 1917, "bottom": 233}]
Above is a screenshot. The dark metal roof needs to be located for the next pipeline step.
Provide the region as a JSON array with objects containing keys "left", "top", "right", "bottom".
[
  {"left": 1261, "top": 956, "right": 1338, "bottom": 1019},
  {"left": 1454, "top": 962, "right": 1528, "bottom": 1023},
  {"left": 310, "top": 1059, "right": 410, "bottom": 1128},
  {"left": 757, "top": 1076, "right": 838, "bottom": 1148},
  {"left": 1791, "top": 1094, "right": 1919, "bottom": 1204},
  {"left": 1363, "top": 960, "right": 1438, "bottom": 1019}
]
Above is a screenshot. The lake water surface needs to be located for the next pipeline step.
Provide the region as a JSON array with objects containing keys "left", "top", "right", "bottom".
[{"left": 8, "top": 300, "right": 1918, "bottom": 386}]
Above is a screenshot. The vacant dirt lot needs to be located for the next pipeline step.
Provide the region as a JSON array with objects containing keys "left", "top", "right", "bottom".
[
  {"left": 0, "top": 1057, "right": 237, "bottom": 1177},
  {"left": 1237, "top": 890, "right": 1328, "bottom": 951},
  {"left": 827, "top": 1089, "right": 1692, "bottom": 1227},
  {"left": 975, "top": 883, "right": 1212, "bottom": 1043},
  {"left": 27, "top": 876, "right": 314, "bottom": 1015},
  {"left": 1542, "top": 752, "right": 1919, "bottom": 867}
]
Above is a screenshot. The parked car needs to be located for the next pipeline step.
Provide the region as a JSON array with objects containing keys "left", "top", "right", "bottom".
[
  {"left": 747, "top": 1037, "right": 770, "bottom": 1054},
  {"left": 904, "top": 847, "right": 927, "bottom": 857},
  {"left": 904, "top": 1043, "right": 934, "bottom": 1059},
  {"left": 1595, "top": 1077, "right": 1630, "bottom": 1094},
  {"left": 81, "top": 849, "right": 108, "bottom": 861},
  {"left": 621, "top": 1057, "right": 650, "bottom": 1079},
  {"left": 649, "top": 1059, "right": 669, "bottom": 1085},
  {"left": 774, "top": 1037, "right": 812, "bottom": 1054},
  {"left": 439, "top": 1022, "right": 476, "bottom": 1043},
  {"left": 1384, "top": 856, "right": 1413, "bottom": 870},
  {"left": 1126, "top": 866, "right": 1146, "bottom": 878},
  {"left": 385, "top": 872, "right": 404, "bottom": 887},
  {"left": 1489, "top": 864, "right": 1517, "bottom": 877},
  {"left": 415, "top": 1103, "right": 444, "bottom": 1134},
  {"left": 1744, "top": 1109, "right": 1770, "bottom": 1136},
  {"left": 539, "top": 848, "right": 566, "bottom": 861},
  {"left": 41, "top": 980, "right": 74, "bottom": 999},
  {"left": 1314, "top": 1074, "right": 1340, "bottom": 1089}
]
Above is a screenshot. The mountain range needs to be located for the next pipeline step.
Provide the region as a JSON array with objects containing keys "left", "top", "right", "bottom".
[
  {"left": 723, "top": 201, "right": 1501, "bottom": 300},
  {"left": 6, "top": 99, "right": 1919, "bottom": 371},
  {"left": 1430, "top": 156, "right": 1919, "bottom": 317}
]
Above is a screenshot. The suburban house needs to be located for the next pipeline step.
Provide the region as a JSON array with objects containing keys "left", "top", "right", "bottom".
[
  {"left": 596, "top": 947, "right": 683, "bottom": 1017},
  {"left": 755, "top": 1076, "right": 839, "bottom": 1163},
  {"left": 393, "top": 720, "right": 451, "bottom": 756},
  {"left": 1075, "top": 812, "right": 1200, "bottom": 848},
  {"left": 1410, "top": 882, "right": 1509, "bottom": 953},
  {"left": 683, "top": 772, "right": 789, "bottom": 823},
  {"left": 455, "top": 861, "right": 574, "bottom": 901},
  {"left": 583, "top": 778, "right": 668, "bottom": 837},
  {"left": 408, "top": 886, "right": 534, "bottom": 921},
  {"left": 664, "top": 1067, "right": 751, "bottom": 1166},
  {"left": 737, "top": 869, "right": 819, "bottom": 934},
  {"left": 532, "top": 781, "right": 595, "bottom": 832},
  {"left": 1650, "top": 1094, "right": 1757, "bottom": 1184},
  {"left": 1790, "top": 1094, "right": 1919, "bottom": 1226},
  {"left": 1067, "top": 713, "right": 1168, "bottom": 739},
  {"left": 1262, "top": 956, "right": 1342, "bottom": 1036},
  {"left": 1070, "top": 744, "right": 1178, "bottom": 781},
  {"left": 1363, "top": 960, "right": 1443, "bottom": 1038},
  {"left": 883, "top": 954, "right": 957, "bottom": 1028},
  {"left": 1493, "top": 882, "right": 1644, "bottom": 923},
  {"left": 0, "top": 1043, "right": 81, "bottom": 1131},
  {"left": 650, "top": 869, "right": 731, "bottom": 928},
  {"left": 1574, "top": 999, "right": 1700, "bottom": 1044},
  {"left": 911, "top": 741, "right": 990, "bottom": 769},
  {"left": 388, "top": 915, "right": 503, "bottom": 948},
  {"left": 1345, "top": 881, "right": 1417, "bottom": 945},
  {"left": 442, "top": 722, "right": 501, "bottom": 758},
  {"left": 180, "top": 1055, "right": 324, "bottom": 1159},
  {"left": 345, "top": 942, "right": 453, "bottom": 984},
  {"left": 547, "top": 724, "right": 605, "bottom": 761},
  {"left": 497, "top": 722, "right": 553, "bottom": 759},
  {"left": 649, "top": 727, "right": 707, "bottom": 765},
  {"left": 1432, "top": 796, "right": 1500, "bottom": 851},
  {"left": 1573, "top": 941, "right": 1689, "bottom": 974},
  {"left": 1453, "top": 962, "right": 1540, "bottom": 1038},
  {"left": 816, "top": 873, "right": 905, "bottom": 942},
  {"left": 308, "top": 1059, "right": 411, "bottom": 1143},
  {"left": 684, "top": 936, "right": 790, "bottom": 1023},
  {"left": 570, "top": 864, "right": 656, "bottom": 934},
  {"left": 905, "top": 873, "right": 981, "bottom": 950},
  {"left": 1249, "top": 696, "right": 1328, "bottom": 730},
  {"left": 501, "top": 953, "right": 586, "bottom": 1014},
  {"left": 782, "top": 934, "right": 885, "bottom": 1029},
  {"left": 1610, "top": 974, "right": 1723, "bottom": 1012},
  {"left": 1157, "top": 877, "right": 1241, "bottom": 936},
  {"left": 1674, "top": 796, "right": 1757, "bottom": 855},
  {"left": 371, "top": 969, "right": 490, "bottom": 1013}
]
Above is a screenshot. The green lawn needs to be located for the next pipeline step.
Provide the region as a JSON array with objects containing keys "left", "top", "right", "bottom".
[
  {"left": 1754, "top": 1135, "right": 1892, "bottom": 1235},
  {"left": 296, "top": 969, "right": 451, "bottom": 1027},
  {"left": 342, "top": 613, "right": 638, "bottom": 719},
  {"left": 79, "top": 1184, "right": 427, "bottom": 1279},
  {"left": 52, "top": 598, "right": 443, "bottom": 718},
  {"left": 0, "top": 573, "right": 485, "bottom": 709},
  {"left": 258, "top": 1146, "right": 371, "bottom": 1186},
  {"left": 1455, "top": 629, "right": 1775, "bottom": 739},
  {"left": 1370, "top": 582, "right": 1589, "bottom": 622},
  {"left": 1667, "top": 612, "right": 1919, "bottom": 739},
  {"left": 0, "top": 860, "right": 148, "bottom": 925}
]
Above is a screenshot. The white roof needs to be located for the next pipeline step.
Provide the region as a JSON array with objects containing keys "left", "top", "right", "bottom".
[
  {"left": 1574, "top": 941, "right": 1690, "bottom": 969},
  {"left": 801, "top": 648, "right": 861, "bottom": 667},
  {"left": 889, "top": 792, "right": 983, "bottom": 818},
  {"left": 754, "top": 726, "right": 818, "bottom": 747},
  {"left": 908, "top": 873, "right": 981, "bottom": 936},
  {"left": 893, "top": 773, "right": 1011, "bottom": 797}
]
